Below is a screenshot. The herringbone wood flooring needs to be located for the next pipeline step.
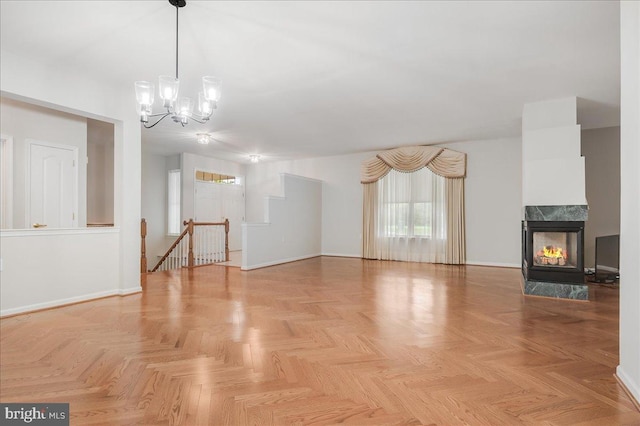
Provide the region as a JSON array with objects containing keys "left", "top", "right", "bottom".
[{"left": 1, "top": 257, "right": 638, "bottom": 425}]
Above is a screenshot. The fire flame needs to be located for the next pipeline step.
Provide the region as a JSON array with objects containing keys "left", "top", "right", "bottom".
[{"left": 542, "top": 245, "right": 566, "bottom": 259}]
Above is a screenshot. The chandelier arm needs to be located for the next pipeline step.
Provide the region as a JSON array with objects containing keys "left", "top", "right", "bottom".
[
  {"left": 147, "top": 109, "right": 174, "bottom": 118},
  {"left": 142, "top": 112, "right": 171, "bottom": 129},
  {"left": 186, "top": 114, "right": 212, "bottom": 124}
]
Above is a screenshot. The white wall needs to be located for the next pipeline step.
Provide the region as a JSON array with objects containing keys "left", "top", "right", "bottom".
[
  {"left": 245, "top": 137, "right": 522, "bottom": 266},
  {"left": 242, "top": 174, "right": 322, "bottom": 270},
  {"left": 618, "top": 0, "right": 640, "bottom": 405},
  {"left": 141, "top": 152, "right": 179, "bottom": 264},
  {"left": 581, "top": 127, "right": 621, "bottom": 268},
  {"left": 441, "top": 138, "right": 522, "bottom": 267},
  {"left": 0, "top": 97, "right": 88, "bottom": 228},
  {"left": 246, "top": 152, "right": 370, "bottom": 257},
  {"left": 0, "top": 48, "right": 141, "bottom": 315},
  {"left": 0, "top": 229, "right": 119, "bottom": 316},
  {"left": 522, "top": 97, "right": 587, "bottom": 207},
  {"left": 87, "top": 118, "right": 114, "bottom": 225}
]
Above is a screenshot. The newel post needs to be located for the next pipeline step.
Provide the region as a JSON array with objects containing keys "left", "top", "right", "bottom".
[
  {"left": 187, "top": 219, "right": 195, "bottom": 267},
  {"left": 224, "top": 218, "right": 230, "bottom": 261},
  {"left": 141, "top": 218, "right": 147, "bottom": 273}
]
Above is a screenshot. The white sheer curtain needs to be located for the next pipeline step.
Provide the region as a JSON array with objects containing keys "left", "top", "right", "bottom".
[{"left": 376, "top": 167, "right": 446, "bottom": 263}]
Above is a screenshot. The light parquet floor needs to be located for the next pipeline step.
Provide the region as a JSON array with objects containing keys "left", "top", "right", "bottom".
[{"left": 1, "top": 257, "right": 638, "bottom": 425}]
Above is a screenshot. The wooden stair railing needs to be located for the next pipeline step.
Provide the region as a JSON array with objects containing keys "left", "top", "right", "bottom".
[
  {"left": 150, "top": 225, "right": 190, "bottom": 272},
  {"left": 141, "top": 218, "right": 147, "bottom": 273},
  {"left": 149, "top": 218, "right": 230, "bottom": 272}
]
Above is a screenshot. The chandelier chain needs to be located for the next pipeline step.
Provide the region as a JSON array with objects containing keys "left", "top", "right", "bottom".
[{"left": 175, "top": 3, "right": 179, "bottom": 79}]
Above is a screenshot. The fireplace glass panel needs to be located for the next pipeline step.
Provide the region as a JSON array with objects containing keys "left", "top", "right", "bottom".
[{"left": 532, "top": 231, "right": 578, "bottom": 268}]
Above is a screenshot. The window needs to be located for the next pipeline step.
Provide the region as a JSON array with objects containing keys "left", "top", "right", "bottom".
[
  {"left": 195, "top": 170, "right": 240, "bottom": 185},
  {"left": 378, "top": 167, "right": 444, "bottom": 240},
  {"left": 167, "top": 169, "right": 181, "bottom": 235},
  {"left": 362, "top": 146, "right": 466, "bottom": 264},
  {"left": 413, "top": 201, "right": 432, "bottom": 237}
]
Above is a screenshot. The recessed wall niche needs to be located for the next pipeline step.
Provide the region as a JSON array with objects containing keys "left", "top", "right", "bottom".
[{"left": 0, "top": 96, "right": 114, "bottom": 229}]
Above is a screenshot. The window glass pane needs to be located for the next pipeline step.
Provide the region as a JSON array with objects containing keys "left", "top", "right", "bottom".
[
  {"left": 378, "top": 167, "right": 444, "bottom": 239},
  {"left": 413, "top": 202, "right": 432, "bottom": 237},
  {"left": 167, "top": 169, "right": 181, "bottom": 235},
  {"left": 195, "top": 169, "right": 240, "bottom": 185},
  {"left": 383, "top": 202, "right": 409, "bottom": 236}
]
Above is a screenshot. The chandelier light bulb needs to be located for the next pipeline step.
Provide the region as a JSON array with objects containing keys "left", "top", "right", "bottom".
[
  {"left": 135, "top": 81, "right": 154, "bottom": 107},
  {"left": 177, "top": 97, "right": 193, "bottom": 116},
  {"left": 159, "top": 75, "right": 179, "bottom": 103},
  {"left": 250, "top": 155, "right": 261, "bottom": 163},
  {"left": 203, "top": 76, "right": 221, "bottom": 102},
  {"left": 198, "top": 92, "right": 212, "bottom": 115}
]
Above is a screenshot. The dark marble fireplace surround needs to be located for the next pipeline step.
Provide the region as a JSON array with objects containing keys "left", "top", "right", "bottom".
[{"left": 522, "top": 205, "right": 588, "bottom": 300}]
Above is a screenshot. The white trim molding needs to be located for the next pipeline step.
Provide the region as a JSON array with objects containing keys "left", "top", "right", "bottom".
[
  {"left": 0, "top": 287, "right": 142, "bottom": 318},
  {"left": 616, "top": 366, "right": 640, "bottom": 410},
  {"left": 465, "top": 261, "right": 520, "bottom": 269},
  {"left": 241, "top": 253, "right": 320, "bottom": 271},
  {"left": 0, "top": 134, "right": 14, "bottom": 229},
  {"left": 0, "top": 227, "right": 118, "bottom": 237},
  {"left": 321, "top": 253, "right": 362, "bottom": 258}
]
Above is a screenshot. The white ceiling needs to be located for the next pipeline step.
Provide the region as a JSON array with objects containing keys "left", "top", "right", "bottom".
[{"left": 1, "top": 1, "right": 621, "bottom": 163}]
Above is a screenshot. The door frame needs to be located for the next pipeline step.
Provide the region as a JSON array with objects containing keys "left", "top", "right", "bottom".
[
  {"left": 25, "top": 139, "right": 79, "bottom": 228},
  {"left": 0, "top": 134, "right": 14, "bottom": 229}
]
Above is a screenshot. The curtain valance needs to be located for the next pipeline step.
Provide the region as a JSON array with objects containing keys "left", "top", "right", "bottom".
[{"left": 361, "top": 145, "right": 466, "bottom": 183}]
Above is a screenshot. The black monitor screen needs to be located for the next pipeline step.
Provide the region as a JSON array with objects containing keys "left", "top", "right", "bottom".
[{"left": 595, "top": 234, "right": 619, "bottom": 282}]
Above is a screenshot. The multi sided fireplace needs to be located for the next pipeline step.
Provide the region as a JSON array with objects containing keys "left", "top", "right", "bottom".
[
  {"left": 521, "top": 205, "right": 588, "bottom": 300},
  {"left": 522, "top": 220, "right": 584, "bottom": 284}
]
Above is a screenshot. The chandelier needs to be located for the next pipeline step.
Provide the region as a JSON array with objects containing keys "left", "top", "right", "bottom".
[{"left": 134, "top": 0, "right": 220, "bottom": 128}]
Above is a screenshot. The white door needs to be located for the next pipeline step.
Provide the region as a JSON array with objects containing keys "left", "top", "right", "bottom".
[
  {"left": 223, "top": 184, "right": 244, "bottom": 251},
  {"left": 195, "top": 181, "right": 222, "bottom": 222},
  {"left": 194, "top": 181, "right": 245, "bottom": 251},
  {"left": 28, "top": 141, "right": 77, "bottom": 228}
]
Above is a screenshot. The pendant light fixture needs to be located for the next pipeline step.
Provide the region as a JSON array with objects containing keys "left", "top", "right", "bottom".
[
  {"left": 134, "top": 0, "right": 220, "bottom": 128},
  {"left": 196, "top": 133, "right": 212, "bottom": 145}
]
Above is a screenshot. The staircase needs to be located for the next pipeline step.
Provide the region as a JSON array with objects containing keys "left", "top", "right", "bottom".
[{"left": 141, "top": 218, "right": 229, "bottom": 273}]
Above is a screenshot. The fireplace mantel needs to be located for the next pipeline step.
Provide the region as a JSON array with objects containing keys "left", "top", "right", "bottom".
[{"left": 524, "top": 205, "right": 588, "bottom": 222}]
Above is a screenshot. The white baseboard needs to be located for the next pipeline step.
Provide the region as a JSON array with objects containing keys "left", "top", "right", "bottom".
[
  {"left": 241, "top": 253, "right": 321, "bottom": 271},
  {"left": 465, "top": 261, "right": 520, "bottom": 269},
  {"left": 321, "top": 253, "right": 361, "bottom": 258},
  {"left": 119, "top": 286, "right": 143, "bottom": 296},
  {"left": 0, "top": 287, "right": 142, "bottom": 317},
  {"left": 317, "top": 256, "right": 521, "bottom": 267},
  {"left": 617, "top": 365, "right": 640, "bottom": 408}
]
